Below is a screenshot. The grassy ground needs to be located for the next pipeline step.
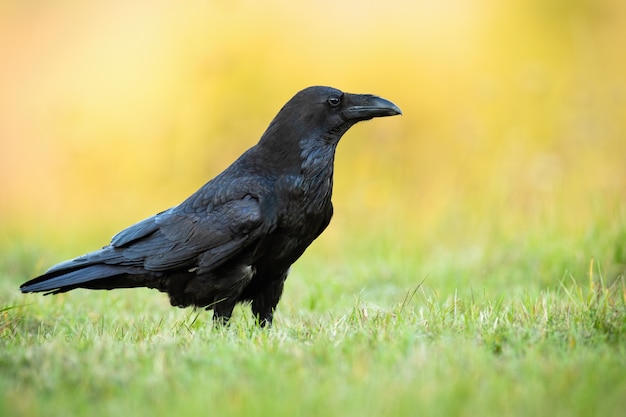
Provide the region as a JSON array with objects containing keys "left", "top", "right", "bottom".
[{"left": 1, "top": 211, "right": 625, "bottom": 417}]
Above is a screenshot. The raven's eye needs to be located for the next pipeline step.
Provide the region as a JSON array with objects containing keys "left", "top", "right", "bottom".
[{"left": 327, "top": 96, "right": 341, "bottom": 107}]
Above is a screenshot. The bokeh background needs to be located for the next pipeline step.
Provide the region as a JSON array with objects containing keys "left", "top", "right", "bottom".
[{"left": 1, "top": 0, "right": 625, "bottom": 288}]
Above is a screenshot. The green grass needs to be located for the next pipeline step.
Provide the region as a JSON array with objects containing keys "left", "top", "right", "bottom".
[{"left": 1, "top": 217, "right": 625, "bottom": 417}]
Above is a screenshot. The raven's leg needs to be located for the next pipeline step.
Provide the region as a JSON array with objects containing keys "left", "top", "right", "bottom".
[
  {"left": 203, "top": 265, "right": 255, "bottom": 326},
  {"left": 212, "top": 299, "right": 236, "bottom": 326},
  {"left": 251, "top": 269, "right": 288, "bottom": 327}
]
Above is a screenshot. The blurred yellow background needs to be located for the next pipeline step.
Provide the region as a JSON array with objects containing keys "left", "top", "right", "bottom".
[{"left": 1, "top": 0, "right": 625, "bottom": 253}]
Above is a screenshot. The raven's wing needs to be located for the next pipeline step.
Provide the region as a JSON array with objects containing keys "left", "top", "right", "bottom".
[
  {"left": 21, "top": 187, "right": 277, "bottom": 293},
  {"left": 118, "top": 193, "right": 273, "bottom": 272}
]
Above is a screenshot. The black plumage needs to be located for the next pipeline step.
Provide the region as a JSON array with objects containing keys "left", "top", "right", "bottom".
[{"left": 20, "top": 86, "right": 401, "bottom": 326}]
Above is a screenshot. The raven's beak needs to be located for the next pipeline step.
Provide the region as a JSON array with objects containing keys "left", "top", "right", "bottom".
[{"left": 344, "top": 94, "right": 402, "bottom": 121}]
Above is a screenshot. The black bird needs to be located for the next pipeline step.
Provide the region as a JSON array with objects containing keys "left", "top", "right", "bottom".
[{"left": 20, "top": 86, "right": 401, "bottom": 326}]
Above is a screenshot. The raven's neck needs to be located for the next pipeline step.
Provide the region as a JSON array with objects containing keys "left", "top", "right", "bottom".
[
  {"left": 299, "top": 141, "right": 336, "bottom": 182},
  {"left": 296, "top": 141, "right": 337, "bottom": 212}
]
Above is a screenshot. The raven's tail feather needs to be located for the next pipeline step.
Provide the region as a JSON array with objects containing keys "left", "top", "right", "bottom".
[{"left": 20, "top": 264, "right": 145, "bottom": 295}]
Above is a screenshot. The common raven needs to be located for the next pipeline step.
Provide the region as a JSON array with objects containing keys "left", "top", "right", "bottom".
[{"left": 21, "top": 86, "right": 401, "bottom": 326}]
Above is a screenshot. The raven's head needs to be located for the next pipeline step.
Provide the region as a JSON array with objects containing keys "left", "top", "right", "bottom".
[
  {"left": 285, "top": 86, "right": 401, "bottom": 141},
  {"left": 255, "top": 86, "right": 401, "bottom": 173}
]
